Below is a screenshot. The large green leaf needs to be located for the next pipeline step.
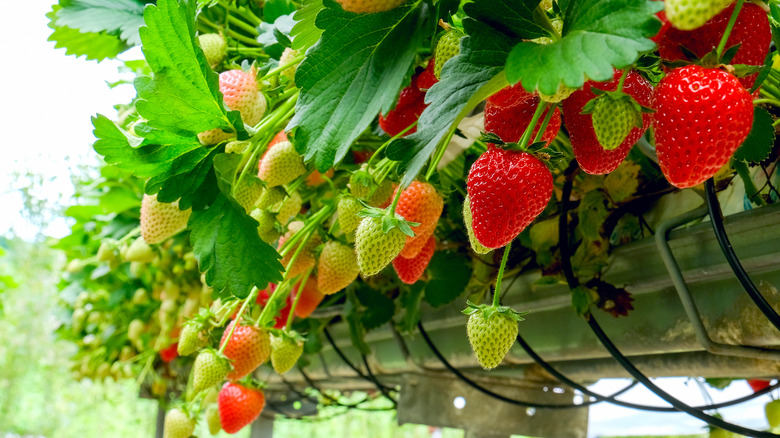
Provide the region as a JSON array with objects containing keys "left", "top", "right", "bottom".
[
  {"left": 290, "top": 0, "right": 324, "bottom": 52},
  {"left": 506, "top": 0, "right": 662, "bottom": 94},
  {"left": 357, "top": 288, "right": 395, "bottom": 331},
  {"left": 189, "top": 194, "right": 284, "bottom": 299},
  {"left": 424, "top": 251, "right": 472, "bottom": 307},
  {"left": 47, "top": 8, "right": 127, "bottom": 61},
  {"left": 734, "top": 107, "right": 774, "bottom": 163},
  {"left": 55, "top": 0, "right": 146, "bottom": 46},
  {"left": 135, "top": 0, "right": 233, "bottom": 136},
  {"left": 288, "top": 0, "right": 426, "bottom": 172}
]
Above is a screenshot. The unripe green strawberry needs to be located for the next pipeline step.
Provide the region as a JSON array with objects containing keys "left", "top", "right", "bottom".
[
  {"left": 178, "top": 322, "right": 208, "bottom": 356},
  {"left": 128, "top": 319, "right": 144, "bottom": 344},
  {"left": 665, "top": 0, "right": 733, "bottom": 30},
  {"left": 279, "top": 221, "right": 321, "bottom": 279},
  {"left": 767, "top": 399, "right": 780, "bottom": 428},
  {"left": 207, "top": 404, "right": 221, "bottom": 435},
  {"left": 539, "top": 83, "right": 575, "bottom": 103},
  {"left": 279, "top": 47, "right": 300, "bottom": 84},
  {"left": 335, "top": 0, "right": 406, "bottom": 14},
  {"left": 234, "top": 176, "right": 264, "bottom": 213},
  {"left": 591, "top": 97, "right": 641, "bottom": 151},
  {"left": 258, "top": 186, "right": 286, "bottom": 209},
  {"left": 225, "top": 140, "right": 250, "bottom": 154},
  {"left": 270, "top": 332, "right": 304, "bottom": 374},
  {"left": 140, "top": 194, "right": 192, "bottom": 245},
  {"left": 463, "top": 195, "right": 491, "bottom": 254},
  {"left": 349, "top": 168, "right": 394, "bottom": 207},
  {"left": 163, "top": 408, "right": 195, "bottom": 438},
  {"left": 355, "top": 215, "right": 408, "bottom": 276},
  {"left": 191, "top": 349, "right": 231, "bottom": 395},
  {"left": 464, "top": 303, "right": 525, "bottom": 370},
  {"left": 125, "top": 238, "right": 156, "bottom": 263},
  {"left": 251, "top": 208, "right": 276, "bottom": 235},
  {"left": 199, "top": 68, "right": 267, "bottom": 145},
  {"left": 317, "top": 241, "right": 360, "bottom": 295},
  {"left": 257, "top": 141, "right": 306, "bottom": 187},
  {"left": 199, "top": 33, "right": 227, "bottom": 67},
  {"left": 434, "top": 29, "right": 462, "bottom": 79},
  {"left": 274, "top": 191, "right": 302, "bottom": 225},
  {"left": 337, "top": 195, "right": 362, "bottom": 234},
  {"left": 97, "top": 239, "right": 119, "bottom": 263}
]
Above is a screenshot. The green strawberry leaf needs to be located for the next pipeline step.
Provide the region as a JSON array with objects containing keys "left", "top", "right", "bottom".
[
  {"left": 189, "top": 193, "right": 284, "bottom": 299},
  {"left": 734, "top": 107, "right": 775, "bottom": 163},
  {"left": 92, "top": 116, "right": 220, "bottom": 209},
  {"left": 289, "top": 0, "right": 427, "bottom": 172},
  {"left": 386, "top": 3, "right": 518, "bottom": 188},
  {"left": 263, "top": 0, "right": 297, "bottom": 22},
  {"left": 47, "top": 7, "right": 127, "bottom": 61},
  {"left": 290, "top": 0, "right": 324, "bottom": 51},
  {"left": 135, "top": 0, "right": 234, "bottom": 136},
  {"left": 424, "top": 251, "right": 472, "bottom": 307},
  {"left": 578, "top": 191, "right": 609, "bottom": 241},
  {"left": 505, "top": 0, "right": 662, "bottom": 95},
  {"left": 356, "top": 288, "right": 395, "bottom": 331},
  {"left": 54, "top": 0, "right": 146, "bottom": 46},
  {"left": 571, "top": 285, "right": 595, "bottom": 317}
]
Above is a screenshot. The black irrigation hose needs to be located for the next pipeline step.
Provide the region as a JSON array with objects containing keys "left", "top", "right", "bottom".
[
  {"left": 704, "top": 178, "right": 780, "bottom": 333},
  {"left": 361, "top": 354, "right": 399, "bottom": 407},
  {"left": 323, "top": 327, "right": 394, "bottom": 392},
  {"left": 416, "top": 320, "right": 638, "bottom": 409},
  {"left": 587, "top": 315, "right": 780, "bottom": 438},
  {"left": 514, "top": 330, "right": 780, "bottom": 412},
  {"left": 557, "top": 164, "right": 778, "bottom": 436},
  {"left": 297, "top": 367, "right": 392, "bottom": 411}
]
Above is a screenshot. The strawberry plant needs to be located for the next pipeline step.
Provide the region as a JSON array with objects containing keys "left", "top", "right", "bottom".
[{"left": 48, "top": 0, "right": 780, "bottom": 434}]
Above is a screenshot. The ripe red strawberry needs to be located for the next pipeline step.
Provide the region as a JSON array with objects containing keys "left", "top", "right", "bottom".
[
  {"left": 561, "top": 70, "right": 652, "bottom": 175},
  {"left": 656, "top": 4, "right": 770, "bottom": 90},
  {"left": 484, "top": 84, "right": 561, "bottom": 145},
  {"left": 379, "top": 74, "right": 427, "bottom": 137},
  {"left": 394, "top": 181, "right": 443, "bottom": 258},
  {"left": 392, "top": 235, "right": 435, "bottom": 284},
  {"left": 219, "top": 320, "right": 271, "bottom": 380},
  {"left": 257, "top": 141, "right": 306, "bottom": 187},
  {"left": 464, "top": 304, "right": 524, "bottom": 370},
  {"left": 467, "top": 146, "right": 553, "bottom": 248},
  {"left": 199, "top": 68, "right": 267, "bottom": 145},
  {"left": 417, "top": 57, "right": 437, "bottom": 91},
  {"left": 160, "top": 342, "right": 178, "bottom": 363},
  {"left": 140, "top": 194, "right": 192, "bottom": 245},
  {"left": 279, "top": 221, "right": 321, "bottom": 278},
  {"left": 218, "top": 382, "right": 265, "bottom": 434},
  {"left": 257, "top": 286, "right": 293, "bottom": 329},
  {"left": 163, "top": 408, "right": 195, "bottom": 438},
  {"left": 199, "top": 33, "right": 226, "bottom": 68},
  {"left": 652, "top": 65, "right": 753, "bottom": 188},
  {"left": 191, "top": 349, "right": 230, "bottom": 395},
  {"left": 355, "top": 215, "right": 408, "bottom": 276},
  {"left": 270, "top": 332, "right": 304, "bottom": 373},
  {"left": 317, "top": 240, "right": 360, "bottom": 295},
  {"left": 293, "top": 276, "right": 325, "bottom": 318},
  {"left": 747, "top": 379, "right": 771, "bottom": 392}
]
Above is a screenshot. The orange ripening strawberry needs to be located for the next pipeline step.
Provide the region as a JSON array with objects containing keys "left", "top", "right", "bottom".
[
  {"left": 219, "top": 320, "right": 270, "bottom": 380},
  {"left": 652, "top": 65, "right": 753, "bottom": 188},
  {"left": 293, "top": 276, "right": 325, "bottom": 318},
  {"left": 484, "top": 84, "right": 561, "bottom": 145},
  {"left": 394, "top": 181, "right": 443, "bottom": 258},
  {"left": 218, "top": 382, "right": 265, "bottom": 434},
  {"left": 392, "top": 235, "right": 435, "bottom": 284},
  {"left": 561, "top": 69, "right": 652, "bottom": 175},
  {"left": 467, "top": 146, "right": 553, "bottom": 248}
]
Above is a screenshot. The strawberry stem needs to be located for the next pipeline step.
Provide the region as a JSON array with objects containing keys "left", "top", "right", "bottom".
[
  {"left": 278, "top": 203, "right": 334, "bottom": 256},
  {"left": 616, "top": 68, "right": 630, "bottom": 92},
  {"left": 425, "top": 129, "right": 456, "bottom": 180},
  {"left": 218, "top": 287, "right": 260, "bottom": 355},
  {"left": 389, "top": 184, "right": 404, "bottom": 216},
  {"left": 367, "top": 120, "right": 418, "bottom": 169},
  {"left": 518, "top": 100, "right": 550, "bottom": 150},
  {"left": 715, "top": 0, "right": 745, "bottom": 60},
  {"left": 286, "top": 268, "right": 313, "bottom": 331},
  {"left": 117, "top": 226, "right": 141, "bottom": 245},
  {"left": 733, "top": 160, "right": 768, "bottom": 207},
  {"left": 493, "top": 241, "right": 513, "bottom": 307},
  {"left": 534, "top": 103, "right": 557, "bottom": 143},
  {"left": 262, "top": 53, "right": 306, "bottom": 81}
]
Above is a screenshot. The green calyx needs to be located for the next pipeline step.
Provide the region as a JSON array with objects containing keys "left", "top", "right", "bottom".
[
  {"left": 357, "top": 202, "right": 419, "bottom": 238},
  {"left": 461, "top": 300, "right": 528, "bottom": 322}
]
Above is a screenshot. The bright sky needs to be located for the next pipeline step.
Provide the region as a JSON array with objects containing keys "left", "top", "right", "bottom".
[
  {"left": 0, "top": 3, "right": 137, "bottom": 240},
  {"left": 0, "top": 3, "right": 773, "bottom": 436}
]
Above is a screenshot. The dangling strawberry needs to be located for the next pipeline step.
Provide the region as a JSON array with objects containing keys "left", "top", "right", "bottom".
[
  {"left": 463, "top": 302, "right": 526, "bottom": 370},
  {"left": 337, "top": 195, "right": 363, "bottom": 234},
  {"left": 219, "top": 320, "right": 271, "bottom": 380},
  {"left": 484, "top": 84, "right": 561, "bottom": 146},
  {"left": 561, "top": 70, "right": 652, "bottom": 175},
  {"left": 392, "top": 235, "right": 436, "bottom": 284},
  {"left": 434, "top": 28, "right": 462, "bottom": 79},
  {"left": 257, "top": 286, "right": 293, "bottom": 329},
  {"left": 190, "top": 349, "right": 230, "bottom": 395},
  {"left": 378, "top": 74, "right": 427, "bottom": 137},
  {"left": 652, "top": 65, "right": 753, "bottom": 188},
  {"left": 218, "top": 382, "right": 265, "bottom": 434},
  {"left": 257, "top": 141, "right": 306, "bottom": 187},
  {"left": 462, "top": 195, "right": 491, "bottom": 254},
  {"left": 198, "top": 33, "right": 226, "bottom": 68},
  {"left": 317, "top": 240, "right": 360, "bottom": 295},
  {"left": 467, "top": 146, "right": 553, "bottom": 249},
  {"left": 278, "top": 221, "right": 321, "bottom": 279},
  {"left": 198, "top": 68, "right": 267, "bottom": 145},
  {"left": 292, "top": 276, "right": 325, "bottom": 318},
  {"left": 393, "top": 181, "right": 443, "bottom": 259},
  {"left": 140, "top": 194, "right": 192, "bottom": 245},
  {"left": 664, "top": 0, "right": 733, "bottom": 31},
  {"left": 354, "top": 207, "right": 417, "bottom": 277},
  {"left": 656, "top": 3, "right": 770, "bottom": 90},
  {"left": 270, "top": 331, "right": 304, "bottom": 374},
  {"left": 163, "top": 408, "right": 196, "bottom": 438}
]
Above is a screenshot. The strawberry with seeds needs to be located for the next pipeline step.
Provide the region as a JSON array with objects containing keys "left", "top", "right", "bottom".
[
  {"left": 190, "top": 348, "right": 230, "bottom": 395},
  {"left": 218, "top": 382, "right": 265, "bottom": 434},
  {"left": 140, "top": 194, "right": 192, "bottom": 245},
  {"left": 317, "top": 240, "right": 360, "bottom": 295},
  {"left": 163, "top": 408, "right": 195, "bottom": 438},
  {"left": 199, "top": 67, "right": 267, "bottom": 145},
  {"left": 393, "top": 181, "right": 443, "bottom": 259},
  {"left": 484, "top": 84, "right": 561, "bottom": 146},
  {"left": 219, "top": 319, "right": 271, "bottom": 380},
  {"left": 379, "top": 73, "right": 427, "bottom": 137},
  {"left": 392, "top": 235, "right": 435, "bottom": 284},
  {"left": 270, "top": 331, "right": 304, "bottom": 374}
]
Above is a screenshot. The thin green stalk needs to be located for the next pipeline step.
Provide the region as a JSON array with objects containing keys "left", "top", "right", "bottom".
[
  {"left": 257, "top": 230, "right": 315, "bottom": 326},
  {"left": 715, "top": 0, "right": 745, "bottom": 58},
  {"left": 534, "top": 4, "right": 560, "bottom": 40},
  {"left": 518, "top": 101, "right": 549, "bottom": 150},
  {"left": 388, "top": 184, "right": 404, "bottom": 216},
  {"left": 237, "top": 6, "right": 263, "bottom": 26},
  {"left": 117, "top": 226, "right": 141, "bottom": 245},
  {"left": 227, "top": 14, "right": 259, "bottom": 36},
  {"left": 616, "top": 68, "right": 630, "bottom": 92},
  {"left": 198, "top": 15, "right": 222, "bottom": 32},
  {"left": 533, "top": 103, "right": 557, "bottom": 143},
  {"left": 752, "top": 98, "right": 780, "bottom": 106},
  {"left": 425, "top": 129, "right": 456, "bottom": 180},
  {"left": 366, "top": 121, "right": 418, "bottom": 169},
  {"left": 492, "top": 241, "right": 513, "bottom": 307},
  {"left": 734, "top": 160, "right": 767, "bottom": 207},
  {"left": 262, "top": 53, "right": 306, "bottom": 80},
  {"left": 228, "top": 29, "right": 261, "bottom": 47},
  {"left": 279, "top": 204, "right": 335, "bottom": 255},
  {"left": 217, "top": 287, "right": 259, "bottom": 355},
  {"left": 286, "top": 269, "right": 313, "bottom": 331}
]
